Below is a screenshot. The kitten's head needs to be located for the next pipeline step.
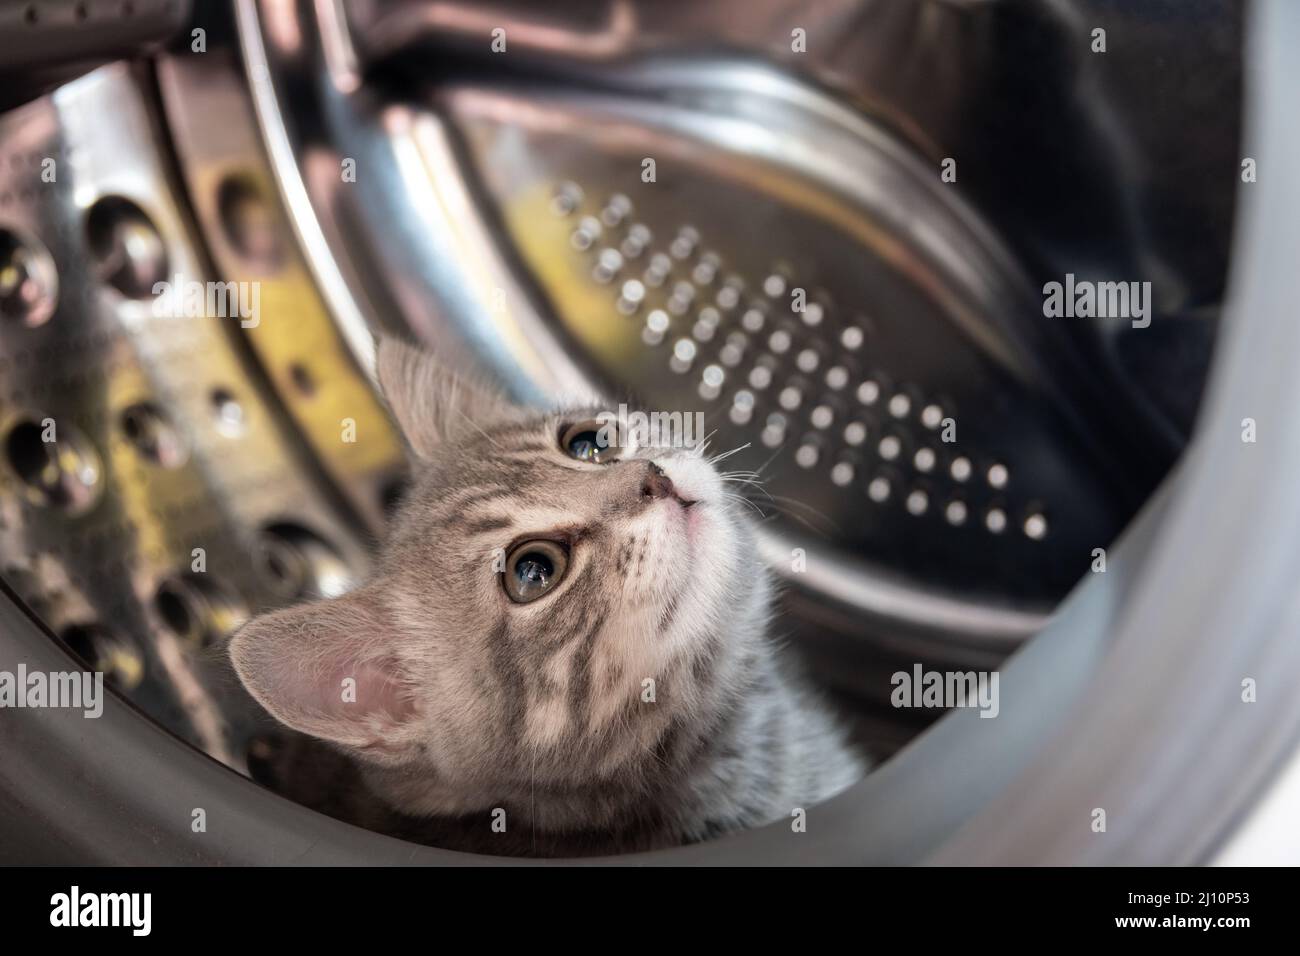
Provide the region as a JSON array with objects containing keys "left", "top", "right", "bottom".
[{"left": 230, "top": 336, "right": 767, "bottom": 821}]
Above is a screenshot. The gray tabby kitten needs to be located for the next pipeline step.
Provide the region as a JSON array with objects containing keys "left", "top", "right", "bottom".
[{"left": 230, "top": 336, "right": 864, "bottom": 856}]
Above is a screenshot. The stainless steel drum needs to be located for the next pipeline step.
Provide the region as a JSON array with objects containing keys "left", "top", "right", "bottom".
[{"left": 0, "top": 0, "right": 1255, "bottom": 860}]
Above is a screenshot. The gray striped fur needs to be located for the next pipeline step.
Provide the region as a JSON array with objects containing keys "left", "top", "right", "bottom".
[{"left": 230, "top": 336, "right": 865, "bottom": 856}]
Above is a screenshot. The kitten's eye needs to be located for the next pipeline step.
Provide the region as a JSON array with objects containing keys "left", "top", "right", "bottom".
[
  {"left": 503, "top": 540, "right": 569, "bottom": 603},
  {"left": 561, "top": 420, "right": 618, "bottom": 463}
]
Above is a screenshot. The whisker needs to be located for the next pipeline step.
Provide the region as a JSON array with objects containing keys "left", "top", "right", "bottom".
[
  {"left": 686, "top": 428, "right": 719, "bottom": 461},
  {"left": 725, "top": 486, "right": 768, "bottom": 498},
  {"left": 765, "top": 494, "right": 833, "bottom": 522},
  {"left": 451, "top": 405, "right": 502, "bottom": 449},
  {"left": 707, "top": 442, "right": 752, "bottom": 468},
  {"left": 719, "top": 490, "right": 767, "bottom": 518},
  {"left": 719, "top": 474, "right": 772, "bottom": 495},
  {"left": 753, "top": 442, "right": 785, "bottom": 477},
  {"left": 760, "top": 494, "right": 839, "bottom": 535}
]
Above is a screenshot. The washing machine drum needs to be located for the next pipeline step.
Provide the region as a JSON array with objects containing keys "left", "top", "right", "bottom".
[{"left": 0, "top": 0, "right": 1292, "bottom": 865}]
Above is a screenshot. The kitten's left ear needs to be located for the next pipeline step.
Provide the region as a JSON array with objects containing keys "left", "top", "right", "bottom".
[
  {"left": 374, "top": 334, "right": 516, "bottom": 460},
  {"left": 229, "top": 585, "right": 420, "bottom": 752}
]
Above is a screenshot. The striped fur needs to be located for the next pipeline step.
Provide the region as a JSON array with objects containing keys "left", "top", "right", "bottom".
[{"left": 230, "top": 336, "right": 865, "bottom": 856}]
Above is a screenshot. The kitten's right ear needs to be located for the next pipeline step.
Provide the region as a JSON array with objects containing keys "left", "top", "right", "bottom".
[
  {"left": 374, "top": 334, "right": 514, "bottom": 459},
  {"left": 229, "top": 585, "right": 420, "bottom": 752}
]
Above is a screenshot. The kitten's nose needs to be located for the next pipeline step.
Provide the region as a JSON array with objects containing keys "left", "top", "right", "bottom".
[{"left": 641, "top": 462, "right": 676, "bottom": 501}]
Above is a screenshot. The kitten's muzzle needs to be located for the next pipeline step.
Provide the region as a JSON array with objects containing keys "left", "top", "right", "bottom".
[{"left": 641, "top": 462, "right": 696, "bottom": 507}]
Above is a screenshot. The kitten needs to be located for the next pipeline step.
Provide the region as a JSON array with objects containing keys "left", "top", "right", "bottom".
[{"left": 230, "top": 335, "right": 865, "bottom": 856}]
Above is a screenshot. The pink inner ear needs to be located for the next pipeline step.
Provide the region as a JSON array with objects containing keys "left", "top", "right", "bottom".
[
  {"left": 229, "top": 588, "right": 419, "bottom": 750},
  {"left": 244, "top": 649, "right": 419, "bottom": 750},
  {"left": 346, "top": 657, "right": 418, "bottom": 723},
  {"left": 311, "top": 656, "right": 418, "bottom": 747}
]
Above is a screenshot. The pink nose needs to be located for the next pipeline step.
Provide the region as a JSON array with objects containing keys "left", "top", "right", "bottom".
[{"left": 641, "top": 462, "right": 676, "bottom": 501}]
